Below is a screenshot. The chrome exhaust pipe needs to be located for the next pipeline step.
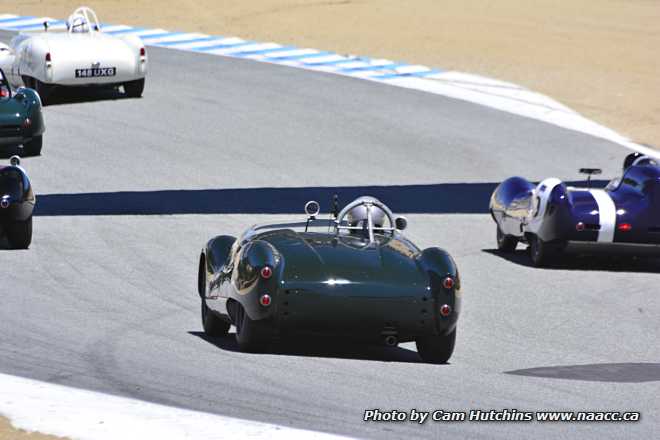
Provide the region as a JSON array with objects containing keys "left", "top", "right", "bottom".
[{"left": 384, "top": 335, "right": 398, "bottom": 347}]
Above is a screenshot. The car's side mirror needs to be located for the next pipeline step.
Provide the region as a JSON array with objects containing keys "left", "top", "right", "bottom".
[
  {"left": 395, "top": 216, "right": 408, "bottom": 231},
  {"left": 304, "top": 200, "right": 320, "bottom": 219}
]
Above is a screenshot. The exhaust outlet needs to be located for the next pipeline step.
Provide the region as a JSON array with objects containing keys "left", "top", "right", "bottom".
[{"left": 384, "top": 335, "right": 398, "bottom": 347}]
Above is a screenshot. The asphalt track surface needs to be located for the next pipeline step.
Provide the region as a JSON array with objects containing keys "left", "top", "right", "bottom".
[{"left": 1, "top": 37, "right": 659, "bottom": 439}]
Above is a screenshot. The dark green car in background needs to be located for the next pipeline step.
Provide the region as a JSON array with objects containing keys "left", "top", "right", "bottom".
[{"left": 0, "top": 68, "right": 45, "bottom": 157}]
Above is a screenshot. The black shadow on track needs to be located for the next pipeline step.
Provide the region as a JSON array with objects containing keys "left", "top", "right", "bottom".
[
  {"left": 505, "top": 363, "right": 660, "bottom": 383},
  {"left": 34, "top": 180, "right": 609, "bottom": 216},
  {"left": 483, "top": 249, "right": 660, "bottom": 273},
  {"left": 189, "top": 331, "right": 426, "bottom": 364},
  {"left": 41, "top": 86, "right": 136, "bottom": 106}
]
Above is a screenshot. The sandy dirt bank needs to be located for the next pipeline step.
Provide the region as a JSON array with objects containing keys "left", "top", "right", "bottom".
[
  {"left": 4, "top": 0, "right": 658, "bottom": 147},
  {"left": 0, "top": 417, "right": 68, "bottom": 440}
]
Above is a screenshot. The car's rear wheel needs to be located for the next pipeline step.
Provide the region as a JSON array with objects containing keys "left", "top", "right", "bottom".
[
  {"left": 496, "top": 226, "right": 518, "bottom": 252},
  {"left": 34, "top": 79, "right": 52, "bottom": 105},
  {"left": 6, "top": 217, "right": 32, "bottom": 249},
  {"left": 22, "top": 135, "right": 42, "bottom": 156},
  {"left": 416, "top": 329, "right": 456, "bottom": 364},
  {"left": 124, "top": 79, "right": 145, "bottom": 98},
  {"left": 529, "top": 234, "right": 555, "bottom": 267},
  {"left": 201, "top": 299, "right": 230, "bottom": 336},
  {"left": 234, "top": 304, "right": 272, "bottom": 353}
]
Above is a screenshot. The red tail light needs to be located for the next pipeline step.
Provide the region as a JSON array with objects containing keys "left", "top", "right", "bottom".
[
  {"left": 259, "top": 294, "right": 272, "bottom": 306},
  {"left": 576, "top": 222, "right": 585, "bottom": 231},
  {"left": 260, "top": 266, "right": 273, "bottom": 279},
  {"left": 45, "top": 52, "right": 51, "bottom": 62},
  {"left": 618, "top": 223, "right": 632, "bottom": 232},
  {"left": 140, "top": 47, "right": 146, "bottom": 56},
  {"left": 21, "top": 118, "right": 32, "bottom": 129},
  {"left": 439, "top": 304, "right": 452, "bottom": 317},
  {"left": 442, "top": 277, "right": 454, "bottom": 290}
]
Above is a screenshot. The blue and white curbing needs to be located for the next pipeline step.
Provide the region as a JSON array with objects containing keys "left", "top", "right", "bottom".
[{"left": 0, "top": 13, "right": 656, "bottom": 158}]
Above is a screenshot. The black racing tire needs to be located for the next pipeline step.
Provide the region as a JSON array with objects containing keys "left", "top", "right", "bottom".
[
  {"left": 22, "top": 135, "right": 42, "bottom": 156},
  {"left": 6, "top": 217, "right": 32, "bottom": 249},
  {"left": 496, "top": 226, "right": 518, "bottom": 252},
  {"left": 21, "top": 76, "right": 35, "bottom": 90},
  {"left": 124, "top": 79, "right": 145, "bottom": 98},
  {"left": 529, "top": 234, "right": 554, "bottom": 267},
  {"left": 201, "top": 299, "right": 230, "bottom": 337},
  {"left": 416, "top": 329, "right": 456, "bottom": 364},
  {"left": 234, "top": 304, "right": 272, "bottom": 353},
  {"left": 34, "top": 80, "right": 52, "bottom": 105}
]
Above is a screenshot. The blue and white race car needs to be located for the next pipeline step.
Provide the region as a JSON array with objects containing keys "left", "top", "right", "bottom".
[{"left": 489, "top": 153, "right": 660, "bottom": 266}]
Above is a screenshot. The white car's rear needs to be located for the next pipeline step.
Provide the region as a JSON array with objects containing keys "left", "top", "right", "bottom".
[
  {"left": 25, "top": 32, "right": 146, "bottom": 86},
  {"left": 0, "top": 7, "right": 147, "bottom": 102}
]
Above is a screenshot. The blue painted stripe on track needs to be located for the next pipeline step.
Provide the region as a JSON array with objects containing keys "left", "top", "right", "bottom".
[
  {"left": 0, "top": 16, "right": 35, "bottom": 23},
  {"left": 337, "top": 63, "right": 401, "bottom": 72},
  {"left": 231, "top": 46, "right": 297, "bottom": 56},
  {"left": 303, "top": 57, "right": 361, "bottom": 66},
  {"left": 106, "top": 27, "right": 146, "bottom": 35},
  {"left": 265, "top": 51, "right": 333, "bottom": 61},
  {"left": 9, "top": 20, "right": 65, "bottom": 29},
  {"left": 140, "top": 32, "right": 187, "bottom": 40},
  {"left": 371, "top": 69, "right": 441, "bottom": 80},
  {"left": 194, "top": 41, "right": 256, "bottom": 51},
  {"left": 155, "top": 36, "right": 218, "bottom": 46}
]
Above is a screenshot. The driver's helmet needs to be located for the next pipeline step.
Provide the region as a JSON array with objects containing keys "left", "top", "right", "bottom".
[
  {"left": 346, "top": 196, "right": 386, "bottom": 229},
  {"left": 67, "top": 13, "right": 89, "bottom": 33}
]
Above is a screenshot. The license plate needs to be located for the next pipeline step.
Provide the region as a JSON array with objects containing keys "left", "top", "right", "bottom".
[{"left": 74, "top": 67, "right": 117, "bottom": 78}]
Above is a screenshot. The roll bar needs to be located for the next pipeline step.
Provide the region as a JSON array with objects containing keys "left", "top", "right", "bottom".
[{"left": 68, "top": 6, "right": 101, "bottom": 33}]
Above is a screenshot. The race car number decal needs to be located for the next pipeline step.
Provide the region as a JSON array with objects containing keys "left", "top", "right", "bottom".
[{"left": 75, "top": 66, "right": 117, "bottom": 78}]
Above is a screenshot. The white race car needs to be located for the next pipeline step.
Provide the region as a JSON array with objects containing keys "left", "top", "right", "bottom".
[{"left": 0, "top": 6, "right": 147, "bottom": 104}]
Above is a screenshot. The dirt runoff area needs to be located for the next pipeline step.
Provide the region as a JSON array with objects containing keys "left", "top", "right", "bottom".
[
  {"left": 0, "top": 416, "right": 68, "bottom": 440},
  {"left": 3, "top": 0, "right": 659, "bottom": 147}
]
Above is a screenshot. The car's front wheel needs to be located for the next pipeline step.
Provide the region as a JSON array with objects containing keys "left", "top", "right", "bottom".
[
  {"left": 6, "top": 217, "right": 32, "bottom": 249},
  {"left": 496, "top": 226, "right": 518, "bottom": 252},
  {"left": 124, "top": 79, "right": 145, "bottom": 98},
  {"left": 22, "top": 135, "right": 42, "bottom": 156},
  {"left": 416, "top": 329, "right": 456, "bottom": 364},
  {"left": 234, "top": 304, "right": 272, "bottom": 353}
]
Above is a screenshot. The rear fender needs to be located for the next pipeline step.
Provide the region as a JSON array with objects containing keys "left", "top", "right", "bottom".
[
  {"left": 199, "top": 235, "right": 236, "bottom": 300},
  {"left": 205, "top": 235, "right": 236, "bottom": 274},
  {"left": 416, "top": 247, "right": 460, "bottom": 335},
  {"left": 490, "top": 176, "right": 535, "bottom": 236}
]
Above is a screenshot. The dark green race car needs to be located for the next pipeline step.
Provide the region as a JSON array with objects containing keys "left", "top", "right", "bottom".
[
  {"left": 0, "top": 68, "right": 45, "bottom": 157},
  {"left": 198, "top": 196, "right": 462, "bottom": 364}
]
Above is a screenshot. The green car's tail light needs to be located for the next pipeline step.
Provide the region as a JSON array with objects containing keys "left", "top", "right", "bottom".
[
  {"left": 260, "top": 266, "right": 273, "bottom": 279},
  {"left": 21, "top": 118, "right": 32, "bottom": 129},
  {"left": 442, "top": 276, "right": 454, "bottom": 290},
  {"left": 259, "top": 294, "right": 272, "bottom": 306},
  {"left": 440, "top": 304, "right": 452, "bottom": 317}
]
